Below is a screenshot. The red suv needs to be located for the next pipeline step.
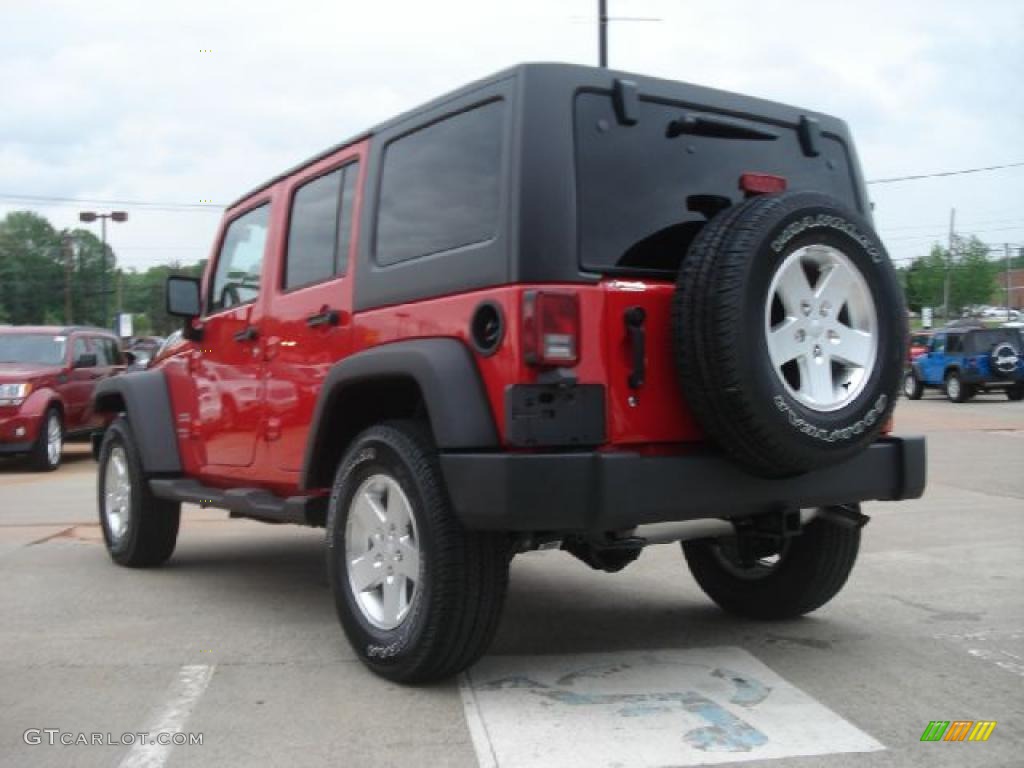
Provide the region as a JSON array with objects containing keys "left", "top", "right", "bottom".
[
  {"left": 93, "top": 63, "right": 925, "bottom": 683},
  {"left": 0, "top": 325, "right": 123, "bottom": 470}
]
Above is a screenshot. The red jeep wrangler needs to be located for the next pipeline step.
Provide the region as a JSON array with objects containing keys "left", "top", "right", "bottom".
[
  {"left": 0, "top": 325, "right": 123, "bottom": 471},
  {"left": 94, "top": 63, "right": 925, "bottom": 683}
]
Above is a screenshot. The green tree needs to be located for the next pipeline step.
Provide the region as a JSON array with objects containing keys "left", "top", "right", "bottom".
[
  {"left": 0, "top": 211, "right": 64, "bottom": 325},
  {"left": 903, "top": 245, "right": 946, "bottom": 312},
  {"left": 901, "top": 235, "right": 999, "bottom": 315},
  {"left": 950, "top": 235, "right": 999, "bottom": 310}
]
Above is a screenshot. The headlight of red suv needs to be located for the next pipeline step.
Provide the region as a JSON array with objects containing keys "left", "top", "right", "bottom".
[{"left": 0, "top": 383, "right": 32, "bottom": 406}]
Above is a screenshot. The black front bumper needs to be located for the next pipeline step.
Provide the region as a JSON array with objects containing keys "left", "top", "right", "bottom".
[
  {"left": 0, "top": 441, "right": 33, "bottom": 455},
  {"left": 441, "top": 437, "right": 926, "bottom": 532}
]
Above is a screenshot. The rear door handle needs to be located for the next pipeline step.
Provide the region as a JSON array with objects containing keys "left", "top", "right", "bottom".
[
  {"left": 233, "top": 325, "right": 259, "bottom": 343},
  {"left": 306, "top": 308, "right": 341, "bottom": 328}
]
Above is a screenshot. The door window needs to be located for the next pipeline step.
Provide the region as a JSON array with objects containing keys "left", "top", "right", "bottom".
[
  {"left": 284, "top": 162, "right": 360, "bottom": 290},
  {"left": 72, "top": 337, "right": 90, "bottom": 365},
  {"left": 209, "top": 204, "right": 271, "bottom": 313}
]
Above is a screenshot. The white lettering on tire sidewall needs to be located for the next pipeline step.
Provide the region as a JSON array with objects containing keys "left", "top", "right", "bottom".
[{"left": 773, "top": 393, "right": 888, "bottom": 443}]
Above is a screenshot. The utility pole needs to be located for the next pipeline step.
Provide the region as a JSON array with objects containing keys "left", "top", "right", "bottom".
[
  {"left": 942, "top": 207, "right": 955, "bottom": 321},
  {"left": 62, "top": 234, "right": 73, "bottom": 324},
  {"left": 1006, "top": 243, "right": 1012, "bottom": 317},
  {"left": 595, "top": 1, "right": 660, "bottom": 68}
]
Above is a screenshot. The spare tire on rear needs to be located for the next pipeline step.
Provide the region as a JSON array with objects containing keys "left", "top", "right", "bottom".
[{"left": 672, "top": 191, "right": 906, "bottom": 478}]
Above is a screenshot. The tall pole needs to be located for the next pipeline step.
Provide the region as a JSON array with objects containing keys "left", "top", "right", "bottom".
[
  {"left": 1007, "top": 243, "right": 1012, "bottom": 317},
  {"left": 943, "top": 207, "right": 955, "bottom": 321},
  {"left": 101, "top": 215, "right": 108, "bottom": 329},
  {"left": 62, "top": 234, "right": 73, "bottom": 324},
  {"left": 598, "top": 0, "right": 608, "bottom": 67}
]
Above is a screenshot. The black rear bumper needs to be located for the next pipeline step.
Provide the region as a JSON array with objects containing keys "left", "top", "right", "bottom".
[{"left": 441, "top": 437, "right": 926, "bottom": 532}]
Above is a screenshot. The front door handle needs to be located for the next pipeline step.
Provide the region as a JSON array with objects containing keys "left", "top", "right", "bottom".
[
  {"left": 233, "top": 325, "right": 259, "bottom": 343},
  {"left": 306, "top": 308, "right": 341, "bottom": 328}
]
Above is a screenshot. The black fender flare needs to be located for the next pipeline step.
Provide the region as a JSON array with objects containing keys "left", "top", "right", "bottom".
[
  {"left": 93, "top": 370, "right": 182, "bottom": 474},
  {"left": 301, "top": 339, "right": 498, "bottom": 490}
]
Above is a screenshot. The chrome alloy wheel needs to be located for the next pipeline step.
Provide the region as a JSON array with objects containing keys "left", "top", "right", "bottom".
[
  {"left": 103, "top": 445, "right": 132, "bottom": 543},
  {"left": 345, "top": 474, "right": 421, "bottom": 631},
  {"left": 46, "top": 412, "right": 62, "bottom": 466},
  {"left": 765, "top": 245, "right": 878, "bottom": 412}
]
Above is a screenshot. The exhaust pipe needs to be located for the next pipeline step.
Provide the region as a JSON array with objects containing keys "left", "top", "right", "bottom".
[{"left": 633, "top": 509, "right": 820, "bottom": 545}]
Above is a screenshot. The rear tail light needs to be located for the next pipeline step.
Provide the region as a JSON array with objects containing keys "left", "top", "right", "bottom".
[
  {"left": 522, "top": 290, "right": 579, "bottom": 366},
  {"left": 740, "top": 173, "right": 787, "bottom": 196}
]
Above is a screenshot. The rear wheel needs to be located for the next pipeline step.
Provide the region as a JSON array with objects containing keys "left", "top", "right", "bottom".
[
  {"left": 1007, "top": 384, "right": 1024, "bottom": 401},
  {"left": 326, "top": 420, "right": 510, "bottom": 683},
  {"left": 98, "top": 417, "right": 180, "bottom": 567},
  {"left": 28, "top": 407, "right": 63, "bottom": 472},
  {"left": 903, "top": 370, "right": 923, "bottom": 400},
  {"left": 945, "top": 371, "right": 973, "bottom": 403},
  {"left": 682, "top": 510, "right": 861, "bottom": 619}
]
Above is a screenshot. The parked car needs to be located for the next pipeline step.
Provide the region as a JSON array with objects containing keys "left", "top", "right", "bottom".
[
  {"left": 904, "top": 327, "right": 1024, "bottom": 401},
  {"left": 908, "top": 331, "right": 932, "bottom": 364},
  {"left": 92, "top": 63, "right": 924, "bottom": 684},
  {"left": 0, "top": 325, "right": 124, "bottom": 470}
]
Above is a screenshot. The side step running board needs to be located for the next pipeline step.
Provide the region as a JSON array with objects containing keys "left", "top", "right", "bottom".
[{"left": 149, "top": 478, "right": 327, "bottom": 527}]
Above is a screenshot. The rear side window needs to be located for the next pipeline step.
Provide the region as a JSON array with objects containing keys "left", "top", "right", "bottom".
[
  {"left": 284, "top": 162, "right": 360, "bottom": 290},
  {"left": 209, "top": 204, "right": 270, "bottom": 312},
  {"left": 375, "top": 100, "right": 504, "bottom": 266}
]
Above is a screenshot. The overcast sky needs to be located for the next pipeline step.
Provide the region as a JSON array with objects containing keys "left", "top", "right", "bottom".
[{"left": 2, "top": 0, "right": 1022, "bottom": 271}]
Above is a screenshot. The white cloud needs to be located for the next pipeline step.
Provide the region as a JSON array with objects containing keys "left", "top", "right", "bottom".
[{"left": 1, "top": 0, "right": 1022, "bottom": 270}]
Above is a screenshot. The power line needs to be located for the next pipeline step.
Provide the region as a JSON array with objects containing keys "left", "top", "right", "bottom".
[
  {"left": 867, "top": 161, "right": 1024, "bottom": 185},
  {"left": 0, "top": 193, "right": 223, "bottom": 212}
]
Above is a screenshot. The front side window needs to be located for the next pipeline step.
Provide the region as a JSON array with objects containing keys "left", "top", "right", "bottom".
[
  {"left": 932, "top": 335, "right": 946, "bottom": 354},
  {"left": 209, "top": 204, "right": 270, "bottom": 313},
  {"left": 72, "top": 337, "right": 89, "bottom": 364},
  {"left": 375, "top": 100, "right": 504, "bottom": 266},
  {"left": 284, "top": 162, "right": 360, "bottom": 290}
]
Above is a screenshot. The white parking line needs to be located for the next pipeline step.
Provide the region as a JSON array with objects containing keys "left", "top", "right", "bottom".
[
  {"left": 118, "top": 664, "right": 214, "bottom": 768},
  {"left": 461, "top": 648, "right": 883, "bottom": 767}
]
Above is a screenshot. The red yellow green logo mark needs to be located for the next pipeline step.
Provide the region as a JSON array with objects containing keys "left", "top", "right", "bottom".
[{"left": 920, "top": 720, "right": 996, "bottom": 742}]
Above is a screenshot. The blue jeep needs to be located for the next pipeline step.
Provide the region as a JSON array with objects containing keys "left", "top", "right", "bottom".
[{"left": 905, "top": 327, "right": 1024, "bottom": 402}]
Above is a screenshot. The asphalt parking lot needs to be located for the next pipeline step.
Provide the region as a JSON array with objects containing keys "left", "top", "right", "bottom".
[{"left": 1, "top": 396, "right": 1022, "bottom": 768}]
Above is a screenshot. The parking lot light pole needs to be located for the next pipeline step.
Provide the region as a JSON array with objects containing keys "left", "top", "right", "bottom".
[{"left": 79, "top": 211, "right": 127, "bottom": 329}]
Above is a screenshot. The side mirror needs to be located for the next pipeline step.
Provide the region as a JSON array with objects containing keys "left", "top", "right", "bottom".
[
  {"left": 167, "top": 276, "right": 201, "bottom": 318},
  {"left": 74, "top": 353, "right": 98, "bottom": 369}
]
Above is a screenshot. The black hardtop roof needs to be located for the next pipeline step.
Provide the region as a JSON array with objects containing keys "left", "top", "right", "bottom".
[{"left": 227, "top": 61, "right": 837, "bottom": 211}]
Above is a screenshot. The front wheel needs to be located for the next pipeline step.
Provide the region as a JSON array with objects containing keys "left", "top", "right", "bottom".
[
  {"left": 326, "top": 421, "right": 510, "bottom": 684},
  {"left": 682, "top": 510, "right": 861, "bottom": 619},
  {"left": 98, "top": 417, "right": 181, "bottom": 567},
  {"left": 29, "top": 407, "right": 63, "bottom": 472}
]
